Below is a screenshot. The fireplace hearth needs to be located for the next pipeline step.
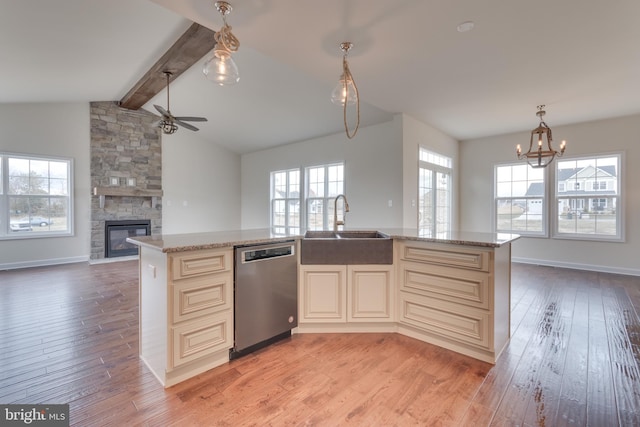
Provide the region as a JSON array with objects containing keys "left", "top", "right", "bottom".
[{"left": 105, "top": 220, "right": 151, "bottom": 258}]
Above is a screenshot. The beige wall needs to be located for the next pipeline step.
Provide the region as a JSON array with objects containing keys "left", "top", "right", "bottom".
[
  {"left": 0, "top": 103, "right": 91, "bottom": 268},
  {"left": 401, "top": 114, "right": 459, "bottom": 229},
  {"left": 162, "top": 128, "right": 241, "bottom": 234},
  {"left": 241, "top": 117, "right": 403, "bottom": 230},
  {"left": 460, "top": 113, "right": 640, "bottom": 275},
  {"left": 0, "top": 102, "right": 241, "bottom": 268}
]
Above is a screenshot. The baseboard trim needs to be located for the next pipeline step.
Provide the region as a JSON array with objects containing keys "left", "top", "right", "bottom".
[
  {"left": 88, "top": 255, "right": 139, "bottom": 265},
  {"left": 0, "top": 256, "right": 89, "bottom": 271},
  {"left": 512, "top": 257, "right": 640, "bottom": 277}
]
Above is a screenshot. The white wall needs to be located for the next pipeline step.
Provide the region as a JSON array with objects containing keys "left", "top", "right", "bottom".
[
  {"left": 401, "top": 114, "right": 459, "bottom": 229},
  {"left": 161, "top": 130, "right": 241, "bottom": 234},
  {"left": 460, "top": 113, "right": 640, "bottom": 275},
  {"left": 241, "top": 117, "right": 403, "bottom": 230},
  {"left": 0, "top": 103, "right": 91, "bottom": 269}
]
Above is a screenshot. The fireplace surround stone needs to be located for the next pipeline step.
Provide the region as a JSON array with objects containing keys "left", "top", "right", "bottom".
[{"left": 89, "top": 101, "right": 162, "bottom": 260}]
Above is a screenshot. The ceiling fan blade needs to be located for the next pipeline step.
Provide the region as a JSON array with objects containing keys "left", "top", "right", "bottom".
[
  {"left": 174, "top": 120, "right": 199, "bottom": 132},
  {"left": 154, "top": 104, "right": 169, "bottom": 117},
  {"left": 174, "top": 116, "right": 208, "bottom": 122}
]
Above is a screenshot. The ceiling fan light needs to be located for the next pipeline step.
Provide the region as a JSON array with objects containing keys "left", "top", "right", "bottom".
[
  {"left": 160, "top": 120, "right": 178, "bottom": 135},
  {"left": 203, "top": 48, "right": 240, "bottom": 86},
  {"left": 331, "top": 75, "right": 358, "bottom": 106}
]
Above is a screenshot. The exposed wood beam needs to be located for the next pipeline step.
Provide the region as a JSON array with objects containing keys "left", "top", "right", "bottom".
[{"left": 119, "top": 22, "right": 216, "bottom": 110}]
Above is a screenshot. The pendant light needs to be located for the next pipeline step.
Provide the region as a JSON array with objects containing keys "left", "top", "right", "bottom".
[
  {"left": 516, "top": 105, "right": 567, "bottom": 168},
  {"left": 203, "top": 1, "right": 240, "bottom": 86},
  {"left": 331, "top": 42, "right": 360, "bottom": 139}
]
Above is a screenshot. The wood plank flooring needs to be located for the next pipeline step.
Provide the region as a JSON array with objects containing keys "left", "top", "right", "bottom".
[{"left": 0, "top": 261, "right": 639, "bottom": 426}]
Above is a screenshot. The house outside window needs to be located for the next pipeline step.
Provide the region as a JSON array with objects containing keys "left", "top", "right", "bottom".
[
  {"left": 494, "top": 163, "right": 547, "bottom": 236},
  {"left": 555, "top": 154, "right": 622, "bottom": 240},
  {"left": 270, "top": 169, "right": 300, "bottom": 235},
  {"left": 1, "top": 153, "right": 73, "bottom": 238},
  {"left": 418, "top": 148, "right": 452, "bottom": 238},
  {"left": 305, "top": 163, "right": 344, "bottom": 230}
]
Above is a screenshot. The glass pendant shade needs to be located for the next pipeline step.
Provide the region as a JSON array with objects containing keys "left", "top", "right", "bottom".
[
  {"left": 203, "top": 48, "right": 240, "bottom": 86},
  {"left": 331, "top": 75, "right": 358, "bottom": 106}
]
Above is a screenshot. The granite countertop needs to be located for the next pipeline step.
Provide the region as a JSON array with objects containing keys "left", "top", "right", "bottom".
[{"left": 127, "top": 228, "right": 520, "bottom": 253}]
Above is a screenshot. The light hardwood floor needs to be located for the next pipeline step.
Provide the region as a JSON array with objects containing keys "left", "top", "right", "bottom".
[{"left": 1, "top": 261, "right": 639, "bottom": 426}]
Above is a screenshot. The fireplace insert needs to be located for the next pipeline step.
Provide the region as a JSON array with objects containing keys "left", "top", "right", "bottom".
[{"left": 104, "top": 220, "right": 151, "bottom": 258}]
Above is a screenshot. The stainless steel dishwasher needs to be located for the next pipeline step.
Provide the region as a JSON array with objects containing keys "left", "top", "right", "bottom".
[{"left": 232, "top": 240, "right": 298, "bottom": 358}]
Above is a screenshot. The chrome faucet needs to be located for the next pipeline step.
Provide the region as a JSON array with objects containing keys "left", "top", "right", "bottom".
[{"left": 333, "top": 194, "right": 350, "bottom": 232}]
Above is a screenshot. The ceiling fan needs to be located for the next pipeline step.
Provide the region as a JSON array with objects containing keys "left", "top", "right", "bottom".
[{"left": 154, "top": 71, "right": 207, "bottom": 134}]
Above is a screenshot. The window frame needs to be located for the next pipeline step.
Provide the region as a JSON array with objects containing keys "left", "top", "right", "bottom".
[
  {"left": 304, "top": 162, "right": 345, "bottom": 231},
  {"left": 269, "top": 168, "right": 301, "bottom": 236},
  {"left": 418, "top": 147, "right": 452, "bottom": 238},
  {"left": 493, "top": 162, "right": 549, "bottom": 237},
  {"left": 269, "top": 162, "right": 346, "bottom": 233},
  {"left": 0, "top": 152, "right": 74, "bottom": 240},
  {"left": 553, "top": 152, "right": 623, "bottom": 242}
]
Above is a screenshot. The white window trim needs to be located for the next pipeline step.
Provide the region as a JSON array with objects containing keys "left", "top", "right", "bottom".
[
  {"left": 0, "top": 152, "right": 74, "bottom": 240},
  {"left": 552, "top": 152, "right": 624, "bottom": 242},
  {"left": 270, "top": 168, "right": 300, "bottom": 235},
  {"left": 493, "top": 162, "right": 549, "bottom": 238},
  {"left": 269, "top": 162, "right": 346, "bottom": 233},
  {"left": 418, "top": 147, "right": 453, "bottom": 238},
  {"left": 304, "top": 162, "right": 345, "bottom": 231}
]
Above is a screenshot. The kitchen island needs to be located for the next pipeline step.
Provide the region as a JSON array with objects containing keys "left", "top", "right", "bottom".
[{"left": 128, "top": 228, "right": 518, "bottom": 387}]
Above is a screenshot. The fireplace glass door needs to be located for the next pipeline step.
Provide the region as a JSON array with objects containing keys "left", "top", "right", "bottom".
[{"left": 105, "top": 220, "right": 150, "bottom": 258}]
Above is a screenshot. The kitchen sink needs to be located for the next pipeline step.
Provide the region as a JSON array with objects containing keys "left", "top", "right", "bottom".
[
  {"left": 304, "top": 230, "right": 389, "bottom": 239},
  {"left": 300, "top": 230, "right": 393, "bottom": 264}
]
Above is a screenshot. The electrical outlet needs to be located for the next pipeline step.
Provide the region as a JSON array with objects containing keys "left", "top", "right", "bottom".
[{"left": 388, "top": 199, "right": 393, "bottom": 207}]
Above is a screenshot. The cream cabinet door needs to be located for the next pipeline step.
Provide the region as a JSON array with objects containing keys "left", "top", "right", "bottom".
[
  {"left": 347, "top": 265, "right": 394, "bottom": 322},
  {"left": 299, "top": 265, "right": 347, "bottom": 323}
]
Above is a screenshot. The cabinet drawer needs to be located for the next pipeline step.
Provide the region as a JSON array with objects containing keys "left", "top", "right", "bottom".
[
  {"left": 399, "top": 261, "right": 489, "bottom": 309},
  {"left": 170, "top": 311, "right": 232, "bottom": 369},
  {"left": 399, "top": 292, "right": 490, "bottom": 349},
  {"left": 400, "top": 244, "right": 490, "bottom": 272},
  {"left": 171, "top": 273, "right": 232, "bottom": 323},
  {"left": 170, "top": 249, "right": 231, "bottom": 280}
]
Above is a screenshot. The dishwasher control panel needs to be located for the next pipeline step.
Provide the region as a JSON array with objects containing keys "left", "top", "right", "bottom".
[{"left": 241, "top": 243, "right": 295, "bottom": 263}]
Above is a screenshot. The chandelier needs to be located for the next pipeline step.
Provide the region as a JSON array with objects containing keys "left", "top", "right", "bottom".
[
  {"left": 203, "top": 1, "right": 240, "bottom": 85},
  {"left": 516, "top": 105, "right": 566, "bottom": 168},
  {"left": 330, "top": 42, "right": 360, "bottom": 139}
]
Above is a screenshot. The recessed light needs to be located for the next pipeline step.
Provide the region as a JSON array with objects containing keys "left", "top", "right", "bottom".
[{"left": 457, "top": 21, "right": 475, "bottom": 33}]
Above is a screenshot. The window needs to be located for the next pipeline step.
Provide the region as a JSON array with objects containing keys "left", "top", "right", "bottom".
[
  {"left": 419, "top": 148, "right": 452, "bottom": 238},
  {"left": 269, "top": 162, "right": 345, "bottom": 233},
  {"left": 1, "top": 153, "right": 73, "bottom": 238},
  {"left": 305, "top": 163, "right": 344, "bottom": 230},
  {"left": 270, "top": 169, "right": 300, "bottom": 235},
  {"left": 555, "top": 154, "right": 622, "bottom": 240},
  {"left": 494, "top": 163, "right": 546, "bottom": 236},
  {"left": 592, "top": 181, "right": 607, "bottom": 191}
]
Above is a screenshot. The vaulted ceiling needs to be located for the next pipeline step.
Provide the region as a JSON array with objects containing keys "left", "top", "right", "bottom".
[{"left": 2, "top": 0, "right": 640, "bottom": 154}]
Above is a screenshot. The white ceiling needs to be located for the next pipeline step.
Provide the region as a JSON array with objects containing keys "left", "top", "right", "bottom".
[{"left": 3, "top": 0, "right": 640, "bottom": 154}]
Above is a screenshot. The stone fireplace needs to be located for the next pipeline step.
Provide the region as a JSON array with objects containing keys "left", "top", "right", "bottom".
[{"left": 90, "top": 101, "right": 162, "bottom": 260}]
